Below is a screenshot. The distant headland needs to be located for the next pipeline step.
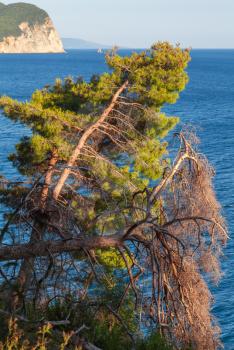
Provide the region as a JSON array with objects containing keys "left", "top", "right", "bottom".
[
  {"left": 0, "top": 2, "right": 64, "bottom": 53},
  {"left": 62, "top": 37, "right": 113, "bottom": 50}
]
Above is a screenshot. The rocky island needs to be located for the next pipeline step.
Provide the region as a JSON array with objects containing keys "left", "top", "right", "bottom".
[{"left": 0, "top": 2, "right": 64, "bottom": 53}]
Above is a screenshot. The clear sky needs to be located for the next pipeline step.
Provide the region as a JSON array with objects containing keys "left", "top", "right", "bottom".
[{"left": 4, "top": 0, "right": 234, "bottom": 48}]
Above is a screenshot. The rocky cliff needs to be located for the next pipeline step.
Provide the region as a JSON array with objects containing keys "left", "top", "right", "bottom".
[{"left": 0, "top": 2, "right": 64, "bottom": 53}]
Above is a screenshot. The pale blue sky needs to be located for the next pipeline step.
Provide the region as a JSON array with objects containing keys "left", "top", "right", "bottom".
[{"left": 5, "top": 0, "right": 234, "bottom": 48}]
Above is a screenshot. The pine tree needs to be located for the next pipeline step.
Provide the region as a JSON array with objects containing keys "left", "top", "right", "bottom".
[{"left": 0, "top": 42, "right": 227, "bottom": 349}]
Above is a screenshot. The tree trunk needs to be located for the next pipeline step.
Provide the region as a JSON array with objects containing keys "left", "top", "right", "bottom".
[
  {"left": 11, "top": 79, "right": 129, "bottom": 308},
  {"left": 0, "top": 235, "right": 123, "bottom": 261},
  {"left": 11, "top": 152, "right": 58, "bottom": 310},
  {"left": 53, "top": 81, "right": 129, "bottom": 200}
]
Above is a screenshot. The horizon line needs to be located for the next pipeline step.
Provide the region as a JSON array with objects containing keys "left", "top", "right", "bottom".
[{"left": 61, "top": 39, "right": 234, "bottom": 50}]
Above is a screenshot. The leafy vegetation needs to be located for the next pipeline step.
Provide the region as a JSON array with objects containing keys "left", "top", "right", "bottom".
[
  {"left": 0, "top": 43, "right": 227, "bottom": 349},
  {"left": 0, "top": 317, "right": 173, "bottom": 350},
  {"left": 0, "top": 2, "right": 48, "bottom": 41},
  {"left": 0, "top": 291, "right": 172, "bottom": 349}
]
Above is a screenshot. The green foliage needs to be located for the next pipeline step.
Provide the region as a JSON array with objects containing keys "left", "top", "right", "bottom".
[
  {"left": 137, "top": 333, "right": 173, "bottom": 350},
  {"left": 96, "top": 248, "right": 129, "bottom": 271},
  {"left": 0, "top": 2, "right": 48, "bottom": 41},
  {"left": 0, "top": 317, "right": 173, "bottom": 350},
  {"left": 0, "top": 42, "right": 191, "bottom": 269},
  {"left": 0, "top": 43, "right": 190, "bottom": 232},
  {"left": 0, "top": 43, "right": 191, "bottom": 347},
  {"left": 0, "top": 288, "right": 173, "bottom": 350},
  {"left": 106, "top": 42, "right": 190, "bottom": 109}
]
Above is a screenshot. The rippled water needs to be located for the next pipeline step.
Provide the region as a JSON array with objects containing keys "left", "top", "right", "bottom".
[{"left": 0, "top": 49, "right": 233, "bottom": 348}]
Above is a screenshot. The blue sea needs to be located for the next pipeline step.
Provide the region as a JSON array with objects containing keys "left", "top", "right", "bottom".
[{"left": 0, "top": 49, "right": 233, "bottom": 348}]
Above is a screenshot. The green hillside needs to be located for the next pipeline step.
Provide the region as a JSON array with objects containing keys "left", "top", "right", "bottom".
[{"left": 0, "top": 2, "right": 48, "bottom": 41}]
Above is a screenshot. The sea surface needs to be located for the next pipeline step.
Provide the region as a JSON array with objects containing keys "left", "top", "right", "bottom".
[{"left": 0, "top": 49, "right": 233, "bottom": 348}]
